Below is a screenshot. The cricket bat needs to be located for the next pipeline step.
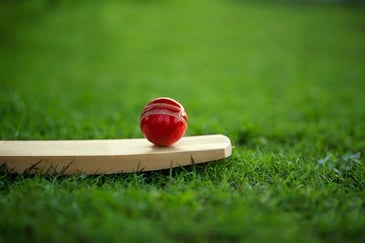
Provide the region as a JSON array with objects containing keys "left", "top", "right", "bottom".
[{"left": 0, "top": 134, "right": 232, "bottom": 175}]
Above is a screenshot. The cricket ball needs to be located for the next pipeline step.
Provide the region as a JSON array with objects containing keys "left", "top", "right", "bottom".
[{"left": 140, "top": 97, "right": 188, "bottom": 146}]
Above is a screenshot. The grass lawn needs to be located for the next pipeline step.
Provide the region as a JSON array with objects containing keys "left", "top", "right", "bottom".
[{"left": 1, "top": 0, "right": 365, "bottom": 242}]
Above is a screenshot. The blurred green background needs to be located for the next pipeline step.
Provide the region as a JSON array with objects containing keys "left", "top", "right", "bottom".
[
  {"left": 1, "top": 0, "right": 365, "bottom": 242},
  {"left": 1, "top": 0, "right": 364, "bottom": 144}
]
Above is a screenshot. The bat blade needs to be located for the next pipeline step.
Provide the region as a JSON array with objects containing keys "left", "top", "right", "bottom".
[{"left": 0, "top": 134, "right": 232, "bottom": 175}]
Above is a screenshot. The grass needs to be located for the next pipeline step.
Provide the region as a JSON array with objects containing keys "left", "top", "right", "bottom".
[{"left": 1, "top": 0, "right": 365, "bottom": 242}]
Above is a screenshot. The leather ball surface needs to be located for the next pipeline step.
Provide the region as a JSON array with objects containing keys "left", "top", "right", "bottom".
[{"left": 140, "top": 97, "right": 188, "bottom": 146}]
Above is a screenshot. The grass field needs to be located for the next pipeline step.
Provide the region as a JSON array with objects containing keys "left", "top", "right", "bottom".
[{"left": 1, "top": 0, "right": 365, "bottom": 242}]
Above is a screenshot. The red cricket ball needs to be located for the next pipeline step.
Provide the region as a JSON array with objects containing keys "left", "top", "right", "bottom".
[{"left": 140, "top": 97, "right": 188, "bottom": 146}]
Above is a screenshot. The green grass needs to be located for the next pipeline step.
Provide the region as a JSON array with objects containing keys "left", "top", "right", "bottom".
[{"left": 1, "top": 0, "right": 365, "bottom": 242}]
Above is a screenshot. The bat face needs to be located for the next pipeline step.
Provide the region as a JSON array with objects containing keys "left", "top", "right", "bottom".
[{"left": 0, "top": 134, "right": 232, "bottom": 175}]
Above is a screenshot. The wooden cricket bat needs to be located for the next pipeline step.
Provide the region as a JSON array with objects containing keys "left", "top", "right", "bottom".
[{"left": 0, "top": 134, "right": 232, "bottom": 175}]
